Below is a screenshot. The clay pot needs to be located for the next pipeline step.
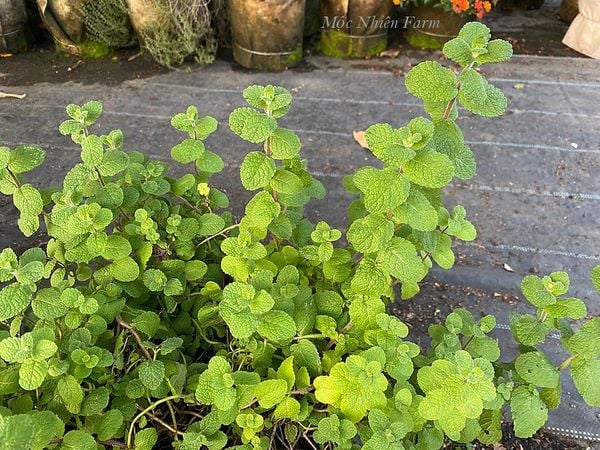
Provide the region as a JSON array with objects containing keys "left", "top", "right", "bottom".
[
  {"left": 125, "top": 0, "right": 167, "bottom": 41},
  {"left": 229, "top": 0, "right": 306, "bottom": 71},
  {"left": 0, "top": 0, "right": 34, "bottom": 53},
  {"left": 406, "top": 5, "right": 468, "bottom": 50},
  {"left": 320, "top": 0, "right": 392, "bottom": 58},
  {"left": 35, "top": 0, "right": 85, "bottom": 52}
]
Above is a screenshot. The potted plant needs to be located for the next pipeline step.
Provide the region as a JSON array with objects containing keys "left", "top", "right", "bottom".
[
  {"left": 124, "top": 0, "right": 218, "bottom": 68},
  {"left": 229, "top": 0, "right": 306, "bottom": 71},
  {"left": 35, "top": 0, "right": 130, "bottom": 57},
  {"left": 0, "top": 0, "right": 34, "bottom": 53},
  {"left": 320, "top": 0, "right": 393, "bottom": 57},
  {"left": 406, "top": 0, "right": 495, "bottom": 49}
]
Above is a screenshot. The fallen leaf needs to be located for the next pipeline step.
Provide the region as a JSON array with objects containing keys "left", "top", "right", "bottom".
[
  {"left": 503, "top": 263, "right": 514, "bottom": 273},
  {"left": 353, "top": 130, "right": 368, "bottom": 149},
  {"left": 513, "top": 83, "right": 526, "bottom": 90},
  {"left": 0, "top": 53, "right": 13, "bottom": 58}
]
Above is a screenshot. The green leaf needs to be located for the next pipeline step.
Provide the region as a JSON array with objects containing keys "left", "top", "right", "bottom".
[
  {"left": 61, "top": 430, "right": 96, "bottom": 450},
  {"left": 58, "top": 375, "right": 84, "bottom": 414},
  {"left": 270, "top": 128, "right": 301, "bottom": 159},
  {"left": 377, "top": 237, "right": 427, "bottom": 284},
  {"left": 171, "top": 139, "right": 205, "bottom": 164},
  {"left": 458, "top": 69, "right": 507, "bottom": 117},
  {"left": 476, "top": 39, "right": 513, "bottom": 64},
  {"left": 219, "top": 282, "right": 259, "bottom": 339},
  {"left": 19, "top": 358, "right": 48, "bottom": 390},
  {"left": 33, "top": 288, "right": 69, "bottom": 320},
  {"left": 347, "top": 214, "right": 394, "bottom": 254},
  {"left": 432, "top": 233, "right": 455, "bottom": 269},
  {"left": 353, "top": 167, "right": 410, "bottom": 214},
  {"left": 98, "top": 150, "right": 129, "bottom": 176},
  {"left": 403, "top": 150, "right": 455, "bottom": 188},
  {"left": 138, "top": 360, "right": 165, "bottom": 390},
  {"left": 101, "top": 235, "right": 132, "bottom": 260},
  {"left": 543, "top": 298, "right": 587, "bottom": 319},
  {"left": 229, "top": 107, "right": 277, "bottom": 143},
  {"left": 313, "top": 414, "right": 357, "bottom": 446},
  {"left": 351, "top": 258, "right": 390, "bottom": 296},
  {"left": 290, "top": 340, "right": 322, "bottom": 377},
  {"left": 521, "top": 275, "right": 556, "bottom": 307},
  {"left": 314, "top": 355, "right": 388, "bottom": 422},
  {"left": 8, "top": 145, "right": 45, "bottom": 174},
  {"left": 0, "top": 283, "right": 31, "bottom": 321},
  {"left": 271, "top": 170, "right": 304, "bottom": 195},
  {"left": 405, "top": 61, "right": 458, "bottom": 102},
  {"left": 13, "top": 184, "right": 43, "bottom": 236},
  {"left": 511, "top": 314, "right": 548, "bottom": 346},
  {"left": 511, "top": 385, "right": 548, "bottom": 438},
  {"left": 257, "top": 310, "right": 296, "bottom": 343},
  {"left": 428, "top": 119, "right": 476, "bottom": 180},
  {"left": 132, "top": 311, "right": 161, "bottom": 337},
  {"left": 196, "top": 356, "right": 236, "bottom": 410},
  {"left": 254, "top": 379, "right": 288, "bottom": 409},
  {"left": 273, "top": 396, "right": 301, "bottom": 420},
  {"left": 81, "top": 135, "right": 104, "bottom": 168},
  {"left": 418, "top": 352, "right": 496, "bottom": 435},
  {"left": 393, "top": 186, "right": 438, "bottom": 231},
  {"left": 571, "top": 356, "right": 600, "bottom": 407},
  {"left": 240, "top": 151, "right": 276, "bottom": 190},
  {"left": 591, "top": 265, "right": 600, "bottom": 294},
  {"left": 134, "top": 428, "right": 158, "bottom": 450},
  {"left": 567, "top": 317, "right": 600, "bottom": 359},
  {"left": 0, "top": 414, "right": 36, "bottom": 450},
  {"left": 95, "top": 183, "right": 124, "bottom": 209},
  {"left": 515, "top": 352, "right": 560, "bottom": 388},
  {"left": 197, "top": 213, "right": 226, "bottom": 237},
  {"left": 96, "top": 409, "right": 124, "bottom": 441},
  {"left": 110, "top": 257, "right": 140, "bottom": 282}
]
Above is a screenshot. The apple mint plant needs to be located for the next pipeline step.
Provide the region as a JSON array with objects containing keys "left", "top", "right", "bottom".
[{"left": 0, "top": 22, "right": 599, "bottom": 450}]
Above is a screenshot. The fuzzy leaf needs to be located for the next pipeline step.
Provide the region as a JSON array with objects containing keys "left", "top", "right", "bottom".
[
  {"left": 270, "top": 128, "right": 301, "bottom": 159},
  {"left": 139, "top": 360, "right": 165, "bottom": 391},
  {"left": 254, "top": 379, "right": 288, "bottom": 409},
  {"left": 347, "top": 214, "right": 394, "bottom": 254},
  {"left": 240, "top": 151, "right": 276, "bottom": 190},
  {"left": 405, "top": 61, "right": 458, "bottom": 102},
  {"left": 458, "top": 69, "right": 507, "bottom": 117},
  {"left": 515, "top": 352, "right": 559, "bottom": 388},
  {"left": 0, "top": 283, "right": 31, "bottom": 321},
  {"left": 353, "top": 167, "right": 410, "bottom": 214},
  {"left": 229, "top": 108, "right": 277, "bottom": 143},
  {"left": 511, "top": 385, "right": 548, "bottom": 438},
  {"left": 571, "top": 356, "right": 600, "bottom": 407},
  {"left": 8, "top": 145, "right": 45, "bottom": 174},
  {"left": 403, "top": 150, "right": 455, "bottom": 189}
]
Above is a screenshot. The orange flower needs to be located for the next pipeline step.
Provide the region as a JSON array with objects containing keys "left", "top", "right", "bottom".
[
  {"left": 452, "top": 0, "right": 469, "bottom": 13},
  {"left": 483, "top": 1, "right": 492, "bottom": 11},
  {"left": 393, "top": 0, "right": 401, "bottom": 4}
]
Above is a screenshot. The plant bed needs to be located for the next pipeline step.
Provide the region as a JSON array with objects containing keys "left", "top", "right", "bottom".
[{"left": 0, "top": 22, "right": 599, "bottom": 450}]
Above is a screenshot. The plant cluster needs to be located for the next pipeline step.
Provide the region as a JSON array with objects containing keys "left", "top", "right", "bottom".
[{"left": 0, "top": 22, "right": 598, "bottom": 450}]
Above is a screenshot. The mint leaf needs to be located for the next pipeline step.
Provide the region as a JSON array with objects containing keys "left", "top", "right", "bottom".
[
  {"left": 139, "top": 360, "right": 165, "bottom": 390},
  {"left": 240, "top": 151, "right": 276, "bottom": 190},
  {"left": 458, "top": 69, "right": 507, "bottom": 117},
  {"left": 353, "top": 167, "right": 410, "bottom": 214},
  {"left": 347, "top": 214, "right": 394, "bottom": 254},
  {"left": 254, "top": 379, "right": 288, "bottom": 409},
  {"left": 403, "top": 150, "right": 454, "bottom": 188},
  {"left": 511, "top": 385, "right": 548, "bottom": 438},
  {"left": 521, "top": 275, "right": 556, "bottom": 307},
  {"left": 571, "top": 356, "right": 600, "bottom": 407},
  {"left": 229, "top": 108, "right": 277, "bottom": 143},
  {"left": 405, "top": 61, "right": 458, "bottom": 103},
  {"left": 515, "top": 352, "right": 560, "bottom": 388}
]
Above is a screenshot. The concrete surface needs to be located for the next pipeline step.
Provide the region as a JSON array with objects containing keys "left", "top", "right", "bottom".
[{"left": 1, "top": 52, "right": 600, "bottom": 442}]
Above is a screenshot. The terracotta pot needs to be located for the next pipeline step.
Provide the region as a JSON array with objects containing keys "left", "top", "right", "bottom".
[
  {"left": 0, "top": 0, "right": 34, "bottom": 53},
  {"left": 320, "top": 0, "right": 392, "bottom": 58},
  {"left": 229, "top": 0, "right": 306, "bottom": 71},
  {"left": 406, "top": 5, "right": 468, "bottom": 50},
  {"left": 35, "top": 0, "right": 85, "bottom": 52},
  {"left": 125, "top": 0, "right": 167, "bottom": 41}
]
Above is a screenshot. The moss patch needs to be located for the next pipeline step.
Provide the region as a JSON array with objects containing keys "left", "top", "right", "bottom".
[{"left": 320, "top": 29, "right": 388, "bottom": 59}]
